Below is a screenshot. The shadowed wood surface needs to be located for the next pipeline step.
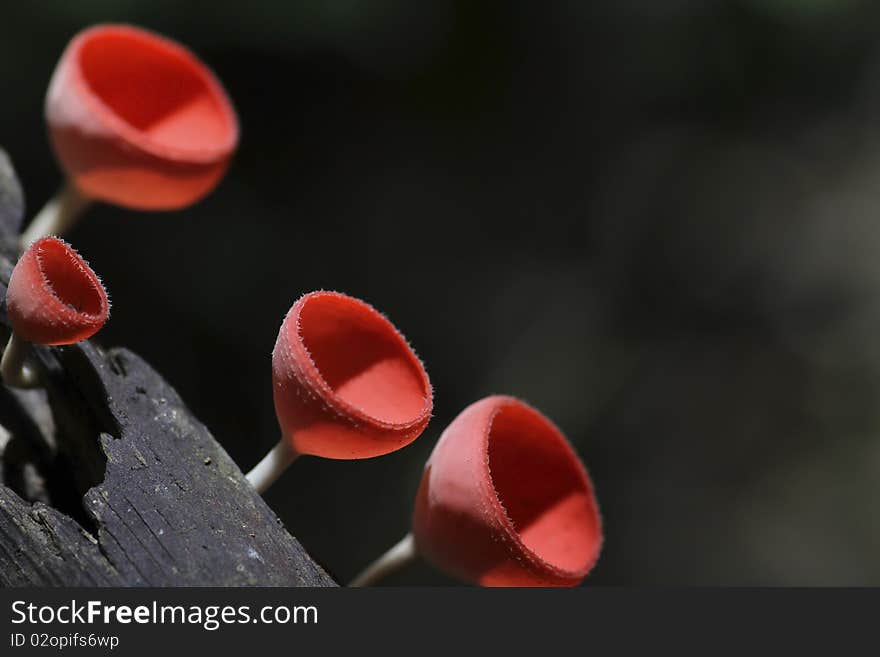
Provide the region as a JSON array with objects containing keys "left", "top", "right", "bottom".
[{"left": 0, "top": 148, "right": 335, "bottom": 586}]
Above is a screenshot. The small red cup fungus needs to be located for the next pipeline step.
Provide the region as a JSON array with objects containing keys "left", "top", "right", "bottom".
[
  {"left": 21, "top": 24, "right": 239, "bottom": 247},
  {"left": 245, "top": 291, "right": 433, "bottom": 493},
  {"left": 2, "top": 237, "right": 110, "bottom": 388},
  {"left": 351, "top": 396, "right": 602, "bottom": 587}
]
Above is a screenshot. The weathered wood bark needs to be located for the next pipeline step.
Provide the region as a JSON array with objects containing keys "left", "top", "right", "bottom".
[{"left": 0, "top": 149, "right": 335, "bottom": 586}]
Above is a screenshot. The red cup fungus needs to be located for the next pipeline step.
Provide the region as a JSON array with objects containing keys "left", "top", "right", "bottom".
[
  {"left": 351, "top": 396, "right": 602, "bottom": 587},
  {"left": 2, "top": 237, "right": 110, "bottom": 388},
  {"left": 413, "top": 395, "right": 602, "bottom": 586},
  {"left": 21, "top": 24, "right": 239, "bottom": 247},
  {"left": 245, "top": 291, "right": 433, "bottom": 493}
]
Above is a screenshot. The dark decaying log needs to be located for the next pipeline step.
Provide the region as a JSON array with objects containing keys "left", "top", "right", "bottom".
[{"left": 0, "top": 149, "right": 335, "bottom": 586}]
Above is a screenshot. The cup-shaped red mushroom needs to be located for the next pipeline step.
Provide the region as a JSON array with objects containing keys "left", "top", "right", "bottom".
[
  {"left": 22, "top": 24, "right": 239, "bottom": 246},
  {"left": 274, "top": 291, "right": 433, "bottom": 458},
  {"left": 412, "top": 396, "right": 602, "bottom": 586},
  {"left": 350, "top": 396, "right": 602, "bottom": 587},
  {"left": 2, "top": 237, "right": 109, "bottom": 387},
  {"left": 245, "top": 291, "right": 433, "bottom": 493}
]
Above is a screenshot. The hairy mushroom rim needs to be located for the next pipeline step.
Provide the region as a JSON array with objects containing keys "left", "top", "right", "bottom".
[
  {"left": 296, "top": 293, "right": 431, "bottom": 426},
  {"left": 36, "top": 238, "right": 107, "bottom": 318},
  {"left": 76, "top": 26, "right": 237, "bottom": 157},
  {"left": 486, "top": 401, "right": 601, "bottom": 575}
]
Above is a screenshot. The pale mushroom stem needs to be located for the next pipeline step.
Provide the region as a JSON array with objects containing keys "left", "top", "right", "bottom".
[
  {"left": 20, "top": 183, "right": 91, "bottom": 249},
  {"left": 349, "top": 533, "right": 417, "bottom": 587},
  {"left": 245, "top": 439, "right": 300, "bottom": 493},
  {"left": 0, "top": 333, "right": 39, "bottom": 388}
]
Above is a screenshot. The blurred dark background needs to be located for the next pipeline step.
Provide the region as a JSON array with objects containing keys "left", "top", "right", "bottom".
[{"left": 3, "top": 0, "right": 880, "bottom": 585}]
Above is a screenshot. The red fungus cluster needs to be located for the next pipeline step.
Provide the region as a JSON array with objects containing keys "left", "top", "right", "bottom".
[
  {"left": 262, "top": 294, "right": 603, "bottom": 587},
  {"left": 3, "top": 23, "right": 605, "bottom": 588}
]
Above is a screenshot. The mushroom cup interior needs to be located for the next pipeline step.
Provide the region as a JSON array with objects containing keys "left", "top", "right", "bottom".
[
  {"left": 37, "top": 240, "right": 105, "bottom": 317},
  {"left": 487, "top": 402, "right": 601, "bottom": 574},
  {"left": 78, "top": 28, "right": 235, "bottom": 153},
  {"left": 298, "top": 295, "right": 429, "bottom": 425}
]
